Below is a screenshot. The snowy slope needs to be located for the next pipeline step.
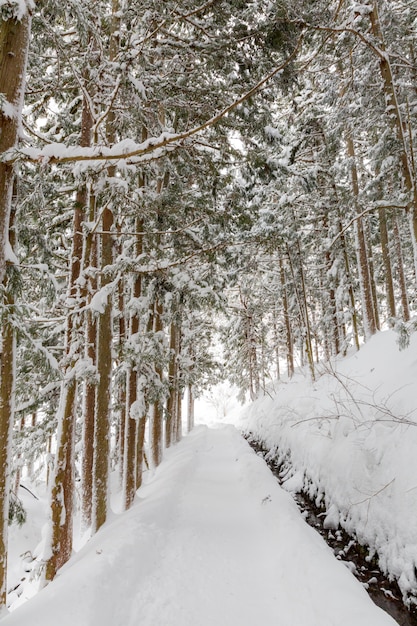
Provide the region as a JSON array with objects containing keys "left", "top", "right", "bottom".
[
  {"left": 4, "top": 426, "right": 395, "bottom": 625},
  {"left": 235, "top": 330, "right": 417, "bottom": 604}
]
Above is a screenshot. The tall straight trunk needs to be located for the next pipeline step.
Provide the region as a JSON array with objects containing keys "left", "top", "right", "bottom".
[
  {"left": 271, "top": 301, "right": 281, "bottom": 380},
  {"left": 364, "top": 215, "right": 380, "bottom": 332},
  {"left": 286, "top": 240, "right": 315, "bottom": 380},
  {"left": 44, "top": 379, "right": 76, "bottom": 582},
  {"left": 368, "top": 2, "right": 417, "bottom": 281},
  {"left": 123, "top": 216, "right": 145, "bottom": 510},
  {"left": 378, "top": 207, "right": 396, "bottom": 320},
  {"left": 82, "top": 310, "right": 96, "bottom": 528},
  {"left": 0, "top": 202, "right": 16, "bottom": 606},
  {"left": 92, "top": 203, "right": 113, "bottom": 532},
  {"left": 165, "top": 321, "right": 178, "bottom": 449},
  {"left": 117, "top": 270, "right": 126, "bottom": 486},
  {"left": 46, "top": 92, "right": 93, "bottom": 576},
  {"left": 175, "top": 324, "right": 182, "bottom": 442},
  {"left": 346, "top": 131, "right": 377, "bottom": 340},
  {"left": 45, "top": 183, "right": 84, "bottom": 582},
  {"left": 322, "top": 212, "right": 340, "bottom": 356},
  {"left": 81, "top": 190, "right": 97, "bottom": 529},
  {"left": 0, "top": 11, "right": 31, "bottom": 609},
  {"left": 176, "top": 389, "right": 182, "bottom": 442},
  {"left": 135, "top": 408, "right": 147, "bottom": 490},
  {"left": 336, "top": 216, "right": 360, "bottom": 351},
  {"left": 150, "top": 297, "right": 164, "bottom": 468},
  {"left": 392, "top": 213, "right": 410, "bottom": 321},
  {"left": 0, "top": 284, "right": 15, "bottom": 608},
  {"left": 0, "top": 9, "right": 32, "bottom": 285},
  {"left": 123, "top": 368, "right": 137, "bottom": 510},
  {"left": 92, "top": 0, "right": 119, "bottom": 532},
  {"left": 278, "top": 254, "right": 294, "bottom": 377},
  {"left": 187, "top": 384, "right": 194, "bottom": 433}
]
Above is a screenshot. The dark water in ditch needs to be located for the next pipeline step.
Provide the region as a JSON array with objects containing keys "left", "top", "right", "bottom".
[{"left": 245, "top": 435, "right": 417, "bottom": 626}]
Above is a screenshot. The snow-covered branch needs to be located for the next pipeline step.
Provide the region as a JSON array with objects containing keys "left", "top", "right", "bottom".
[{"left": 6, "top": 34, "right": 304, "bottom": 168}]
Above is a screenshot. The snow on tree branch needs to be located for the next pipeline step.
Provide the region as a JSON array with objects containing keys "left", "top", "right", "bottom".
[
  {"left": 0, "top": 0, "right": 34, "bottom": 21},
  {"left": 6, "top": 34, "right": 304, "bottom": 168}
]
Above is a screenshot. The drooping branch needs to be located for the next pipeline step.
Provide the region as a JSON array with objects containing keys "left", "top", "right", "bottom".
[{"left": 7, "top": 34, "right": 305, "bottom": 167}]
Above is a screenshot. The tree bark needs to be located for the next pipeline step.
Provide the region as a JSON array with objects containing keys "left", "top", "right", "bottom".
[
  {"left": 166, "top": 320, "right": 179, "bottom": 448},
  {"left": 346, "top": 131, "right": 377, "bottom": 340},
  {"left": 278, "top": 254, "right": 294, "bottom": 377},
  {"left": 0, "top": 9, "right": 32, "bottom": 285},
  {"left": 81, "top": 190, "right": 97, "bottom": 530},
  {"left": 0, "top": 11, "right": 32, "bottom": 606},
  {"left": 378, "top": 207, "right": 396, "bottom": 320},
  {"left": 46, "top": 92, "right": 93, "bottom": 576},
  {"left": 92, "top": 0, "right": 119, "bottom": 532},
  {"left": 150, "top": 297, "right": 164, "bottom": 468},
  {"left": 368, "top": 2, "right": 417, "bottom": 282},
  {"left": 187, "top": 384, "right": 194, "bottom": 433}
]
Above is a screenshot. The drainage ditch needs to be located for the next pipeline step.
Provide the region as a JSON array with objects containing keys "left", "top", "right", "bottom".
[{"left": 245, "top": 434, "right": 417, "bottom": 626}]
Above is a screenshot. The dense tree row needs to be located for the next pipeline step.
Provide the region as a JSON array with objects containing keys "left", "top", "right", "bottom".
[{"left": 0, "top": 0, "right": 416, "bottom": 611}]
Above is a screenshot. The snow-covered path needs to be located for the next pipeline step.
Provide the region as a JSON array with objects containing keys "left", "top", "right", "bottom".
[{"left": 4, "top": 425, "right": 396, "bottom": 626}]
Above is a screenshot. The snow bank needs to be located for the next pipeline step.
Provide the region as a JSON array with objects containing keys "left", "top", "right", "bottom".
[
  {"left": 3, "top": 426, "right": 395, "bottom": 625},
  {"left": 236, "top": 330, "right": 417, "bottom": 603}
]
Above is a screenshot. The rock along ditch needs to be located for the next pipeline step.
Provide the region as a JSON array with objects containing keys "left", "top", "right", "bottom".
[{"left": 245, "top": 434, "right": 417, "bottom": 626}]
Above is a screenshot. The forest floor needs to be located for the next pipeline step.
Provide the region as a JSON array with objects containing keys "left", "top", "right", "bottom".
[{"left": 4, "top": 424, "right": 397, "bottom": 626}]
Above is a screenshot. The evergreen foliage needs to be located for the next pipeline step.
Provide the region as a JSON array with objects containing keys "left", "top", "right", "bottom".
[{"left": 0, "top": 0, "right": 416, "bottom": 604}]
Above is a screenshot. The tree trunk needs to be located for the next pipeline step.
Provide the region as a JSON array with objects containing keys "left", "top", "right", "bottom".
[
  {"left": 81, "top": 191, "right": 97, "bottom": 530},
  {"left": 0, "top": 273, "right": 15, "bottom": 608},
  {"left": 123, "top": 217, "right": 144, "bottom": 510},
  {"left": 278, "top": 254, "right": 294, "bottom": 377},
  {"left": 47, "top": 91, "right": 93, "bottom": 575},
  {"left": 150, "top": 297, "right": 164, "bottom": 468},
  {"left": 0, "top": 11, "right": 32, "bottom": 608},
  {"left": 92, "top": 204, "right": 113, "bottom": 532},
  {"left": 0, "top": 9, "right": 32, "bottom": 285},
  {"left": 187, "top": 384, "right": 194, "bottom": 433},
  {"left": 176, "top": 389, "right": 182, "bottom": 442},
  {"left": 92, "top": 0, "right": 119, "bottom": 532},
  {"left": 368, "top": 2, "right": 417, "bottom": 282},
  {"left": 346, "top": 131, "right": 377, "bottom": 340},
  {"left": 165, "top": 320, "right": 178, "bottom": 449},
  {"left": 378, "top": 207, "right": 396, "bottom": 320},
  {"left": 392, "top": 212, "right": 410, "bottom": 321}
]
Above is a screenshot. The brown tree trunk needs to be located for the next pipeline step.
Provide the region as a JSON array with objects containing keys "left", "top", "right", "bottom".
[
  {"left": 279, "top": 254, "right": 294, "bottom": 377},
  {"left": 81, "top": 191, "right": 97, "bottom": 530},
  {"left": 378, "top": 207, "right": 396, "bottom": 320},
  {"left": 46, "top": 92, "right": 93, "bottom": 577},
  {"left": 392, "top": 212, "right": 410, "bottom": 321},
  {"left": 286, "top": 241, "right": 315, "bottom": 381},
  {"left": 176, "top": 389, "right": 182, "bottom": 442},
  {"left": 187, "top": 384, "right": 194, "bottom": 433},
  {"left": 123, "top": 217, "right": 144, "bottom": 510},
  {"left": 166, "top": 320, "right": 179, "bottom": 448},
  {"left": 0, "top": 11, "right": 32, "bottom": 608},
  {"left": 368, "top": 2, "right": 417, "bottom": 282},
  {"left": 150, "top": 297, "right": 164, "bottom": 468},
  {"left": 0, "top": 10, "right": 32, "bottom": 285},
  {"left": 0, "top": 270, "right": 15, "bottom": 607},
  {"left": 135, "top": 411, "right": 147, "bottom": 490},
  {"left": 92, "top": 0, "right": 119, "bottom": 532},
  {"left": 92, "top": 204, "right": 113, "bottom": 532},
  {"left": 346, "top": 131, "right": 377, "bottom": 340}
]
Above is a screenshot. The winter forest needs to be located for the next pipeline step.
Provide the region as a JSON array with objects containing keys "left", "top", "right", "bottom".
[{"left": 1, "top": 0, "right": 417, "bottom": 623}]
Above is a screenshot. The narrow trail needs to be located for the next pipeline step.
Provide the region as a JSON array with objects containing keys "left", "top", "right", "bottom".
[{"left": 4, "top": 425, "right": 397, "bottom": 626}]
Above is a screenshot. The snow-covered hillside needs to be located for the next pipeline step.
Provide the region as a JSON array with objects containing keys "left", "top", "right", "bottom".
[{"left": 235, "top": 330, "right": 417, "bottom": 604}]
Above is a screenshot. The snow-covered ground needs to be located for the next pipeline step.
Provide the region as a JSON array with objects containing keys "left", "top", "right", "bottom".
[
  {"left": 6, "top": 328, "right": 416, "bottom": 623},
  {"left": 234, "top": 330, "right": 417, "bottom": 605},
  {"left": 5, "top": 425, "right": 395, "bottom": 625}
]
